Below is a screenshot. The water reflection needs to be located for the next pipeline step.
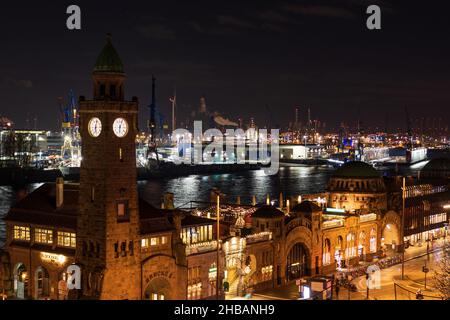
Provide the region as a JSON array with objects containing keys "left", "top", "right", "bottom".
[
  {"left": 0, "top": 163, "right": 424, "bottom": 246},
  {"left": 138, "top": 167, "right": 334, "bottom": 207}
]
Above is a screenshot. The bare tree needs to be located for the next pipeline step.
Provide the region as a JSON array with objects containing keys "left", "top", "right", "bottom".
[{"left": 434, "top": 246, "right": 450, "bottom": 300}]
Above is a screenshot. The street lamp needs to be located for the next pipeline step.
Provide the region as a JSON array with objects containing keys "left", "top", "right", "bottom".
[
  {"left": 401, "top": 177, "right": 406, "bottom": 280},
  {"left": 365, "top": 273, "right": 370, "bottom": 300},
  {"left": 216, "top": 193, "right": 221, "bottom": 300}
]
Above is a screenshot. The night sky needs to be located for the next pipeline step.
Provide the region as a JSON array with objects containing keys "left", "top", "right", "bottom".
[{"left": 1, "top": 0, "right": 449, "bottom": 132}]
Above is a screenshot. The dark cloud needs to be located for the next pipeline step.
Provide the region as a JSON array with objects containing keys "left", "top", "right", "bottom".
[
  {"left": 217, "top": 15, "right": 257, "bottom": 30},
  {"left": 137, "top": 23, "right": 176, "bottom": 40},
  {"left": 283, "top": 4, "right": 356, "bottom": 19},
  {"left": 257, "top": 10, "right": 299, "bottom": 24},
  {"left": 3, "top": 78, "right": 33, "bottom": 89}
]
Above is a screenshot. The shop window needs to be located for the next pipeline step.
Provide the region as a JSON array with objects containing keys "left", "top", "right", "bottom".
[{"left": 150, "top": 293, "right": 164, "bottom": 300}]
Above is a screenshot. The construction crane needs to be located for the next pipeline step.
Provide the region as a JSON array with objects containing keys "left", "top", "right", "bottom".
[{"left": 60, "top": 90, "right": 81, "bottom": 166}]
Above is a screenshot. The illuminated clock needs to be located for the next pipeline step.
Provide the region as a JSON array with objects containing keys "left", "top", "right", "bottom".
[
  {"left": 113, "top": 117, "right": 128, "bottom": 137},
  {"left": 88, "top": 117, "right": 102, "bottom": 137}
]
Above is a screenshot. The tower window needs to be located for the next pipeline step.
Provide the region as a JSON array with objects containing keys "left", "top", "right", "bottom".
[
  {"left": 129, "top": 241, "right": 134, "bottom": 256},
  {"left": 100, "top": 84, "right": 106, "bottom": 97},
  {"left": 110, "top": 85, "right": 116, "bottom": 98},
  {"left": 114, "top": 242, "right": 119, "bottom": 258},
  {"left": 117, "top": 201, "right": 130, "bottom": 222},
  {"left": 119, "top": 148, "right": 123, "bottom": 162},
  {"left": 91, "top": 186, "right": 95, "bottom": 202},
  {"left": 96, "top": 242, "right": 100, "bottom": 258},
  {"left": 83, "top": 241, "right": 87, "bottom": 256},
  {"left": 89, "top": 241, "right": 95, "bottom": 257},
  {"left": 121, "top": 242, "right": 127, "bottom": 257}
]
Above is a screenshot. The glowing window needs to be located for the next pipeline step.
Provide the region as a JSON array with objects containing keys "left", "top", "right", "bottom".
[
  {"left": 35, "top": 228, "right": 53, "bottom": 244},
  {"left": 13, "top": 226, "right": 30, "bottom": 241},
  {"left": 57, "top": 231, "right": 76, "bottom": 247}
]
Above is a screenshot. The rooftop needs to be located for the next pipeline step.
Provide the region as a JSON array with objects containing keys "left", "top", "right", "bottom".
[
  {"left": 332, "top": 161, "right": 381, "bottom": 179},
  {"left": 252, "top": 205, "right": 285, "bottom": 219},
  {"left": 93, "top": 34, "right": 124, "bottom": 73}
]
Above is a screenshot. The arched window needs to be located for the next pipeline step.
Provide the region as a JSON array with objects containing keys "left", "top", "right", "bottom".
[
  {"left": 334, "top": 236, "right": 344, "bottom": 268},
  {"left": 346, "top": 233, "right": 356, "bottom": 258},
  {"left": 323, "top": 238, "right": 331, "bottom": 266},
  {"left": 370, "top": 228, "right": 377, "bottom": 253},
  {"left": 358, "top": 231, "right": 366, "bottom": 256}
]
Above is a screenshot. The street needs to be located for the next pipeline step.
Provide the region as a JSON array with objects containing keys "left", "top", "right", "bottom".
[{"left": 237, "top": 238, "right": 448, "bottom": 300}]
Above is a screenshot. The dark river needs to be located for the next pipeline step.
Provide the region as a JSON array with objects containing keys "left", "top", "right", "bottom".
[{"left": 0, "top": 163, "right": 426, "bottom": 247}]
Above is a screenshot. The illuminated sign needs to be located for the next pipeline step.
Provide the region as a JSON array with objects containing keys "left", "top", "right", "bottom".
[
  {"left": 208, "top": 267, "right": 217, "bottom": 280},
  {"left": 325, "top": 208, "right": 345, "bottom": 214},
  {"left": 322, "top": 219, "right": 344, "bottom": 229},
  {"left": 40, "top": 252, "right": 67, "bottom": 265},
  {"left": 359, "top": 213, "right": 377, "bottom": 223}
]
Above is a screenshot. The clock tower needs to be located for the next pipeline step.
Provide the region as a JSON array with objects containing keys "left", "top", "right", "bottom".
[{"left": 76, "top": 34, "right": 140, "bottom": 299}]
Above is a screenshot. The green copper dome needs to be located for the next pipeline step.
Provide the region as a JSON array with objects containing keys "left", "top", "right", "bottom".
[
  {"left": 93, "top": 34, "right": 124, "bottom": 73},
  {"left": 332, "top": 161, "right": 380, "bottom": 178}
]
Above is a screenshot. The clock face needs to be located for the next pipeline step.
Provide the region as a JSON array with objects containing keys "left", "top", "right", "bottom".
[
  {"left": 113, "top": 117, "right": 128, "bottom": 137},
  {"left": 88, "top": 117, "right": 102, "bottom": 137}
]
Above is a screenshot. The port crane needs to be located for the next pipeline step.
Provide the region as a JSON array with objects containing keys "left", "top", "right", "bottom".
[{"left": 59, "top": 90, "right": 81, "bottom": 167}]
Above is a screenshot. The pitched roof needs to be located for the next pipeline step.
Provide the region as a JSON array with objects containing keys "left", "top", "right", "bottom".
[
  {"left": 252, "top": 205, "right": 285, "bottom": 219},
  {"left": 332, "top": 161, "right": 380, "bottom": 178},
  {"left": 93, "top": 34, "right": 124, "bottom": 73},
  {"left": 291, "top": 201, "right": 321, "bottom": 214},
  {"left": 4, "top": 183, "right": 78, "bottom": 229}
]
